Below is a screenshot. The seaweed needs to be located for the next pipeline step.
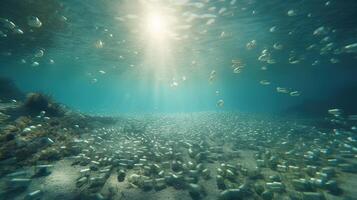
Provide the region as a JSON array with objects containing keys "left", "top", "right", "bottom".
[{"left": 23, "top": 92, "right": 64, "bottom": 117}]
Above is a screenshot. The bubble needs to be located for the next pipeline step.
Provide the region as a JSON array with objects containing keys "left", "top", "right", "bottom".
[
  {"left": 49, "top": 59, "right": 55, "bottom": 64},
  {"left": 217, "top": 99, "right": 224, "bottom": 107},
  {"left": 99, "top": 70, "right": 106, "bottom": 74},
  {"left": 215, "top": 90, "right": 220, "bottom": 95},
  {"left": 27, "top": 16, "right": 42, "bottom": 28}
]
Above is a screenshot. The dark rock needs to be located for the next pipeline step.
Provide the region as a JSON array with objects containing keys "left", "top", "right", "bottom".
[
  {"left": 254, "top": 183, "right": 264, "bottom": 195},
  {"left": 188, "top": 183, "right": 203, "bottom": 200},
  {"left": 219, "top": 189, "right": 243, "bottom": 200},
  {"left": 117, "top": 169, "right": 125, "bottom": 182},
  {"left": 302, "top": 192, "right": 325, "bottom": 200},
  {"left": 216, "top": 175, "right": 226, "bottom": 190},
  {"left": 5, "top": 133, "right": 15, "bottom": 141},
  {"left": 261, "top": 190, "right": 274, "bottom": 200},
  {"left": 325, "top": 180, "right": 342, "bottom": 195}
]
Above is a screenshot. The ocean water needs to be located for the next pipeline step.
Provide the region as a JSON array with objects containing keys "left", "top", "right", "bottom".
[{"left": 1, "top": 0, "right": 357, "bottom": 200}]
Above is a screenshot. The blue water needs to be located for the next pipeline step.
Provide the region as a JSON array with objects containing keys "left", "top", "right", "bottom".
[{"left": 1, "top": 0, "right": 357, "bottom": 115}]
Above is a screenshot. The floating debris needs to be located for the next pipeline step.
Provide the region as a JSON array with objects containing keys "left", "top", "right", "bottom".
[
  {"left": 344, "top": 43, "right": 357, "bottom": 53},
  {"left": 313, "top": 26, "right": 328, "bottom": 36},
  {"left": 170, "top": 81, "right": 179, "bottom": 87},
  {"left": 0, "top": 1, "right": 356, "bottom": 200},
  {"left": 269, "top": 26, "right": 277, "bottom": 33},
  {"left": 289, "top": 91, "right": 301, "bottom": 97},
  {"left": 328, "top": 108, "right": 342, "bottom": 116},
  {"left": 24, "top": 190, "right": 43, "bottom": 200},
  {"left": 246, "top": 40, "right": 257, "bottom": 50},
  {"left": 31, "top": 61, "right": 40, "bottom": 67},
  {"left": 95, "top": 40, "right": 104, "bottom": 48},
  {"left": 206, "top": 18, "right": 215, "bottom": 25},
  {"left": 209, "top": 70, "right": 217, "bottom": 83},
  {"left": 330, "top": 58, "right": 339, "bottom": 64},
  {"left": 34, "top": 49, "right": 44, "bottom": 58},
  {"left": 233, "top": 67, "right": 241, "bottom": 73},
  {"left": 13, "top": 28, "right": 24, "bottom": 34},
  {"left": 273, "top": 43, "right": 283, "bottom": 50},
  {"left": 260, "top": 80, "right": 271, "bottom": 85},
  {"left": 276, "top": 87, "right": 289, "bottom": 94},
  {"left": 289, "top": 55, "right": 300, "bottom": 64},
  {"left": 27, "top": 16, "right": 42, "bottom": 28},
  {"left": 0, "top": 18, "right": 16, "bottom": 29},
  {"left": 287, "top": 9, "right": 297, "bottom": 16},
  {"left": 217, "top": 99, "right": 224, "bottom": 107}
]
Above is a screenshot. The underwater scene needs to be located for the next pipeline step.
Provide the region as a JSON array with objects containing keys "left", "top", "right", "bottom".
[{"left": 1, "top": 0, "right": 357, "bottom": 199}]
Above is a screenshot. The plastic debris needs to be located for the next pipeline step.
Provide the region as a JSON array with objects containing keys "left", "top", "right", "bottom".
[
  {"left": 95, "top": 40, "right": 104, "bottom": 48},
  {"left": 287, "top": 10, "right": 297, "bottom": 16},
  {"left": 27, "top": 16, "right": 42, "bottom": 28},
  {"left": 217, "top": 99, "right": 224, "bottom": 107},
  {"left": 260, "top": 80, "right": 271, "bottom": 85}
]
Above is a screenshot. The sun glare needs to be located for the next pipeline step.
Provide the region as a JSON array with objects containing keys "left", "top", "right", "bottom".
[{"left": 146, "top": 13, "right": 167, "bottom": 38}]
